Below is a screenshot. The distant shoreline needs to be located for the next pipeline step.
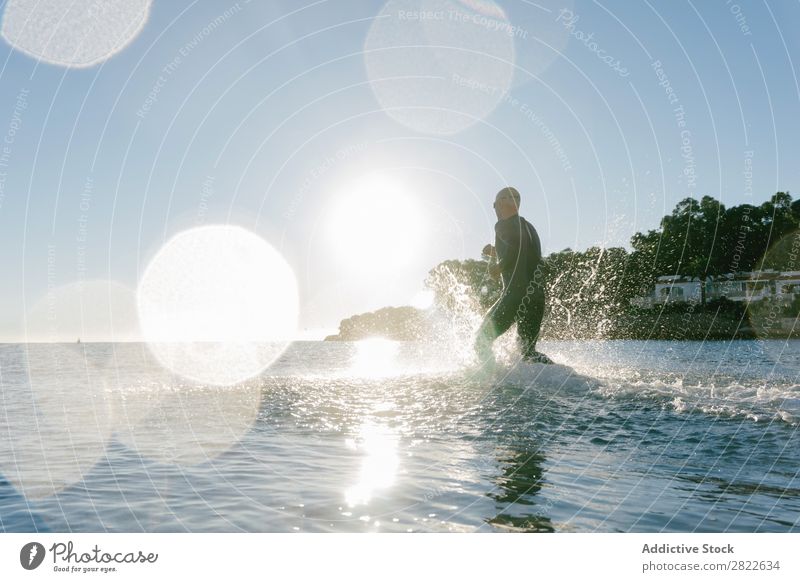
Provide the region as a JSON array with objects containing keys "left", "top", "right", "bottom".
[{"left": 323, "top": 304, "right": 800, "bottom": 342}]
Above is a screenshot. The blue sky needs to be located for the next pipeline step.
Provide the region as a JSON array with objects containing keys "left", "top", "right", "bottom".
[{"left": 0, "top": 0, "right": 798, "bottom": 340}]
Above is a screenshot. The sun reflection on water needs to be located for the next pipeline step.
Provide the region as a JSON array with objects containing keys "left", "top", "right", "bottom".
[
  {"left": 345, "top": 418, "right": 399, "bottom": 507},
  {"left": 349, "top": 338, "right": 400, "bottom": 377}
]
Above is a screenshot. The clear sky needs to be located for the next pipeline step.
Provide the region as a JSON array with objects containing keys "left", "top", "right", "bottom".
[{"left": 0, "top": 0, "right": 798, "bottom": 341}]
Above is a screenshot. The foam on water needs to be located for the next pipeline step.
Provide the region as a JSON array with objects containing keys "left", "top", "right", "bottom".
[{"left": 592, "top": 379, "right": 800, "bottom": 426}]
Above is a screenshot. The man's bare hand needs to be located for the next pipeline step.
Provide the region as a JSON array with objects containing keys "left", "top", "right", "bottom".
[
  {"left": 488, "top": 263, "right": 501, "bottom": 280},
  {"left": 482, "top": 244, "right": 496, "bottom": 258}
]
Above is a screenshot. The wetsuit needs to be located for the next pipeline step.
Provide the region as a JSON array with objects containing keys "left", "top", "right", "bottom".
[{"left": 475, "top": 214, "right": 546, "bottom": 360}]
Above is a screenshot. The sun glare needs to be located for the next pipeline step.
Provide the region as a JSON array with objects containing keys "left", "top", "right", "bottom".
[
  {"left": 345, "top": 420, "right": 399, "bottom": 507},
  {"left": 327, "top": 174, "right": 425, "bottom": 269},
  {"left": 411, "top": 288, "right": 435, "bottom": 310},
  {"left": 350, "top": 338, "right": 400, "bottom": 377}
]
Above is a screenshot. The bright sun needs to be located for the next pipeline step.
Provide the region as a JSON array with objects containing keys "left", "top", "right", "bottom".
[{"left": 326, "top": 173, "right": 425, "bottom": 269}]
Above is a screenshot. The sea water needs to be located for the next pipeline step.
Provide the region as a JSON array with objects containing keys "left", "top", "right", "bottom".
[{"left": 1, "top": 339, "right": 798, "bottom": 532}]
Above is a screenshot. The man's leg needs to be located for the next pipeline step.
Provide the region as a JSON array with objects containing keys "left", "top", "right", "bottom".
[
  {"left": 474, "top": 293, "right": 518, "bottom": 362},
  {"left": 517, "top": 288, "right": 546, "bottom": 360}
]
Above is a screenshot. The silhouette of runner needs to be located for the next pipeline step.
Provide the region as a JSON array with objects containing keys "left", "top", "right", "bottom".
[{"left": 475, "top": 187, "right": 551, "bottom": 364}]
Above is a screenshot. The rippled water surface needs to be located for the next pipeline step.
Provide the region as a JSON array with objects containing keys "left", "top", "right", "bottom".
[{"left": 1, "top": 340, "right": 799, "bottom": 532}]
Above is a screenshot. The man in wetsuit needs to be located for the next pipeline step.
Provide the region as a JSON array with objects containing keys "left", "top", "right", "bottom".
[{"left": 475, "top": 187, "right": 552, "bottom": 364}]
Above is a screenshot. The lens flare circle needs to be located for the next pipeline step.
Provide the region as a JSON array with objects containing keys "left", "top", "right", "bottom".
[
  {"left": 137, "top": 225, "right": 299, "bottom": 386},
  {"left": 364, "top": 0, "right": 515, "bottom": 135},
  {"left": 1, "top": 0, "right": 152, "bottom": 68},
  {"left": 0, "top": 345, "right": 112, "bottom": 500},
  {"left": 112, "top": 379, "right": 263, "bottom": 467}
]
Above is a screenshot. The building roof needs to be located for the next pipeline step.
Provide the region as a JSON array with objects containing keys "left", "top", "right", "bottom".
[{"left": 656, "top": 271, "right": 800, "bottom": 283}]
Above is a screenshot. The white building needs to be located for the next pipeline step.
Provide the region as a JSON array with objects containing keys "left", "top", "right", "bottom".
[
  {"left": 654, "top": 275, "right": 702, "bottom": 304},
  {"left": 631, "top": 270, "right": 800, "bottom": 308}
]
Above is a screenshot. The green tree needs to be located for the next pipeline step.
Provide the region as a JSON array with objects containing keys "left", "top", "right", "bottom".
[
  {"left": 760, "top": 192, "right": 799, "bottom": 270},
  {"left": 658, "top": 196, "right": 726, "bottom": 304},
  {"left": 718, "top": 204, "right": 761, "bottom": 273},
  {"left": 628, "top": 229, "right": 660, "bottom": 298}
]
